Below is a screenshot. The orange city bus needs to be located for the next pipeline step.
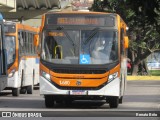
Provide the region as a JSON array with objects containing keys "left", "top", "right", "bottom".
[
  {"left": 4, "top": 22, "right": 40, "bottom": 96},
  {"left": 0, "top": 13, "right": 7, "bottom": 92},
  {"left": 39, "top": 12, "right": 129, "bottom": 108}
]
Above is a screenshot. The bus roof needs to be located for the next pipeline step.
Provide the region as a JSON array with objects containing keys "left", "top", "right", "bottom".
[{"left": 45, "top": 11, "right": 117, "bottom": 16}]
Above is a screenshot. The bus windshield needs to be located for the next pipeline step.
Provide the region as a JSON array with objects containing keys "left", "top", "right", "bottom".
[
  {"left": 42, "top": 29, "right": 118, "bottom": 65},
  {"left": 5, "top": 36, "right": 16, "bottom": 66}
]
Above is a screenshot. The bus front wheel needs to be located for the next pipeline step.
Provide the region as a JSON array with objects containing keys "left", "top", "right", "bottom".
[
  {"left": 119, "top": 96, "right": 123, "bottom": 104},
  {"left": 45, "top": 95, "right": 55, "bottom": 108},
  {"left": 108, "top": 96, "right": 119, "bottom": 108},
  {"left": 20, "top": 87, "right": 26, "bottom": 94},
  {"left": 26, "top": 85, "right": 33, "bottom": 94},
  {"left": 12, "top": 88, "right": 20, "bottom": 96}
]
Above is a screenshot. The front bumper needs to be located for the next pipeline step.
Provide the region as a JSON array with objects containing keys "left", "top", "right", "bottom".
[{"left": 40, "top": 76, "right": 120, "bottom": 97}]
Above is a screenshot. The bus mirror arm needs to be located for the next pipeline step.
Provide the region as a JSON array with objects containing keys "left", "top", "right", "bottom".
[{"left": 124, "top": 36, "right": 129, "bottom": 49}]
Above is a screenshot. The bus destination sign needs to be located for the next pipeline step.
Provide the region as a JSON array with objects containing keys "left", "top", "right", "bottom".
[
  {"left": 57, "top": 17, "right": 99, "bottom": 25},
  {"left": 46, "top": 15, "right": 115, "bottom": 27}
]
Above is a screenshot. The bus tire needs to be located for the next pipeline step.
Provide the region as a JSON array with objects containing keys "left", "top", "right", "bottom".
[
  {"left": 26, "top": 85, "right": 33, "bottom": 94},
  {"left": 20, "top": 87, "right": 26, "bottom": 94},
  {"left": 12, "top": 88, "right": 20, "bottom": 96},
  {"left": 108, "top": 96, "right": 119, "bottom": 108},
  {"left": 119, "top": 96, "right": 123, "bottom": 104},
  {"left": 45, "top": 95, "right": 55, "bottom": 108}
]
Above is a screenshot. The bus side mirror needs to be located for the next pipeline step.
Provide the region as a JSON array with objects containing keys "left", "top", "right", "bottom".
[
  {"left": 124, "top": 36, "right": 129, "bottom": 49},
  {"left": 34, "top": 34, "right": 39, "bottom": 47}
]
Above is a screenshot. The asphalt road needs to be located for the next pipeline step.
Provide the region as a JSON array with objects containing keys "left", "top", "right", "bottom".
[{"left": 0, "top": 80, "right": 160, "bottom": 119}]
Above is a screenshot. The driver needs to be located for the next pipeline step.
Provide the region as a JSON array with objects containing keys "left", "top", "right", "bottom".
[{"left": 95, "top": 37, "right": 106, "bottom": 51}]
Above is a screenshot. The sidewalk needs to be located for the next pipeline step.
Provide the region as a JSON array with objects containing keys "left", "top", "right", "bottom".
[{"left": 127, "top": 76, "right": 160, "bottom": 80}]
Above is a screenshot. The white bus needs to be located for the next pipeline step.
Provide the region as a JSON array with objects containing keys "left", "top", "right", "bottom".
[{"left": 4, "top": 22, "right": 39, "bottom": 96}]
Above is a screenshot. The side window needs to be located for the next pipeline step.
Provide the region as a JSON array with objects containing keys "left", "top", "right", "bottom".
[
  {"left": 31, "top": 33, "right": 35, "bottom": 54},
  {"left": 22, "top": 31, "right": 26, "bottom": 54},
  {"left": 18, "top": 31, "right": 23, "bottom": 55},
  {"left": 26, "top": 32, "right": 28, "bottom": 53},
  {"left": 28, "top": 32, "right": 31, "bottom": 54},
  {"left": 31, "top": 33, "right": 34, "bottom": 55},
  {"left": 120, "top": 28, "right": 125, "bottom": 55},
  {"left": 24, "top": 32, "right": 27, "bottom": 54},
  {"left": 29, "top": 33, "right": 32, "bottom": 54},
  {"left": 18, "top": 31, "right": 22, "bottom": 55},
  {"left": 18, "top": 32, "right": 20, "bottom": 54},
  {"left": 33, "top": 34, "right": 36, "bottom": 54},
  {"left": 19, "top": 30, "right": 38, "bottom": 55}
]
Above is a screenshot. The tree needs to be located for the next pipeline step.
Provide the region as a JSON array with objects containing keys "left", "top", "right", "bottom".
[{"left": 91, "top": 0, "right": 160, "bottom": 75}]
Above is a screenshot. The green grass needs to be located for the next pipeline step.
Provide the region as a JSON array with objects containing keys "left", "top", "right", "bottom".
[{"left": 149, "top": 70, "right": 160, "bottom": 76}]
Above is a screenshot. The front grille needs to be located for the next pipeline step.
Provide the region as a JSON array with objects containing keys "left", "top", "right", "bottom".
[{"left": 51, "top": 69, "right": 107, "bottom": 74}]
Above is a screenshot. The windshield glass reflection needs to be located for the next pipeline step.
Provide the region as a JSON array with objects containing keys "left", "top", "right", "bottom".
[
  {"left": 5, "top": 36, "right": 16, "bottom": 66},
  {"left": 42, "top": 30, "right": 118, "bottom": 65}
]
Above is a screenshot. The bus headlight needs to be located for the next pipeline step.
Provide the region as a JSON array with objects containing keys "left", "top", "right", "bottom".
[
  {"left": 8, "top": 69, "right": 16, "bottom": 78},
  {"left": 41, "top": 70, "right": 51, "bottom": 81},
  {"left": 108, "top": 72, "right": 118, "bottom": 83}
]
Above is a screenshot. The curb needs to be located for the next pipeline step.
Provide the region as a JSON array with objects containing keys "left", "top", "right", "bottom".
[{"left": 127, "top": 76, "right": 160, "bottom": 81}]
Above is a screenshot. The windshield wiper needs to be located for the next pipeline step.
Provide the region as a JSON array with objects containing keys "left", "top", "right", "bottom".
[
  {"left": 57, "top": 26, "right": 76, "bottom": 55},
  {"left": 57, "top": 26, "right": 75, "bottom": 47},
  {"left": 83, "top": 27, "right": 100, "bottom": 45}
]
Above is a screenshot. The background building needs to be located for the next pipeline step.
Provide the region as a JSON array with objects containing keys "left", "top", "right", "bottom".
[{"left": 0, "top": 0, "right": 72, "bottom": 27}]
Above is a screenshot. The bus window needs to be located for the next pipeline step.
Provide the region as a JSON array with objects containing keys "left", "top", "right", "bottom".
[
  {"left": 28, "top": 32, "right": 33, "bottom": 54},
  {"left": 120, "top": 28, "right": 125, "bottom": 55},
  {"left": 26, "top": 32, "right": 29, "bottom": 54},
  {"left": 18, "top": 31, "right": 24, "bottom": 55}
]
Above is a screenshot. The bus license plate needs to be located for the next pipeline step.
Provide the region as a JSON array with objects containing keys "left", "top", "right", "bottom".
[{"left": 70, "top": 90, "right": 87, "bottom": 95}]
